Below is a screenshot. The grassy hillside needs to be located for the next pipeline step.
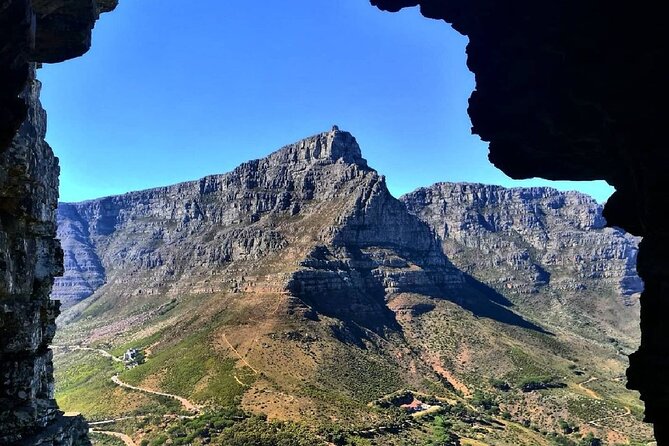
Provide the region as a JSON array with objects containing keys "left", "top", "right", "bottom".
[{"left": 54, "top": 285, "right": 654, "bottom": 445}]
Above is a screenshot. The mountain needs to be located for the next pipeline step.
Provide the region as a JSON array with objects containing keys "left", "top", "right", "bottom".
[
  {"left": 401, "top": 182, "right": 642, "bottom": 351},
  {"left": 51, "top": 129, "right": 652, "bottom": 446}
]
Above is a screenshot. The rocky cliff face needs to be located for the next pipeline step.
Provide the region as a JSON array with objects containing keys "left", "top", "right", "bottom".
[
  {"left": 53, "top": 129, "right": 464, "bottom": 332},
  {"left": 54, "top": 133, "right": 641, "bottom": 350},
  {"left": 401, "top": 182, "right": 642, "bottom": 348},
  {"left": 51, "top": 130, "right": 651, "bottom": 443},
  {"left": 0, "top": 67, "right": 90, "bottom": 445}
]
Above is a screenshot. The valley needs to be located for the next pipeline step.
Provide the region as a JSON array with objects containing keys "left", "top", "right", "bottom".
[{"left": 52, "top": 128, "right": 654, "bottom": 445}]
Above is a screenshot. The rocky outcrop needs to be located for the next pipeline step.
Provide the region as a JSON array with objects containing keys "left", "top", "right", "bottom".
[
  {"left": 0, "top": 69, "right": 90, "bottom": 445},
  {"left": 54, "top": 129, "right": 465, "bottom": 336},
  {"left": 56, "top": 129, "right": 641, "bottom": 347},
  {"left": 370, "top": 2, "right": 665, "bottom": 439},
  {"left": 1, "top": 1, "right": 115, "bottom": 444},
  {"left": 401, "top": 182, "right": 641, "bottom": 348},
  {"left": 52, "top": 204, "right": 105, "bottom": 307}
]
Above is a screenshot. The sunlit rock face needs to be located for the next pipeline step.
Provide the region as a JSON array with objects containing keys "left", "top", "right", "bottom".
[
  {"left": 52, "top": 129, "right": 465, "bottom": 338},
  {"left": 54, "top": 130, "right": 642, "bottom": 351},
  {"left": 371, "top": 0, "right": 666, "bottom": 440},
  {"left": 402, "top": 182, "right": 642, "bottom": 350}
]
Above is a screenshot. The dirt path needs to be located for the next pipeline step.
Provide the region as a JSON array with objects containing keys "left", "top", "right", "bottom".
[
  {"left": 577, "top": 376, "right": 602, "bottom": 400},
  {"left": 62, "top": 346, "right": 202, "bottom": 445},
  {"left": 54, "top": 345, "right": 124, "bottom": 363},
  {"left": 429, "top": 359, "right": 471, "bottom": 397},
  {"left": 589, "top": 405, "right": 632, "bottom": 425},
  {"left": 111, "top": 375, "right": 199, "bottom": 413},
  {"left": 89, "top": 416, "right": 143, "bottom": 426},
  {"left": 221, "top": 333, "right": 260, "bottom": 374},
  {"left": 233, "top": 375, "right": 248, "bottom": 387},
  {"left": 90, "top": 429, "right": 137, "bottom": 446}
]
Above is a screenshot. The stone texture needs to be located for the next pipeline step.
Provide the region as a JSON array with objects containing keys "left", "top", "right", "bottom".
[
  {"left": 0, "top": 68, "right": 90, "bottom": 445},
  {"left": 371, "top": 1, "right": 667, "bottom": 439},
  {"left": 56, "top": 130, "right": 639, "bottom": 346},
  {"left": 52, "top": 204, "right": 105, "bottom": 307},
  {"left": 54, "top": 129, "right": 465, "bottom": 335},
  {"left": 402, "top": 182, "right": 641, "bottom": 349},
  {"left": 1, "top": 2, "right": 118, "bottom": 442}
]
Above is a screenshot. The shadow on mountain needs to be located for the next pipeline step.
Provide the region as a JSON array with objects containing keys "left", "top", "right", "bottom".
[
  {"left": 288, "top": 268, "right": 404, "bottom": 346},
  {"left": 444, "top": 273, "right": 552, "bottom": 335}
]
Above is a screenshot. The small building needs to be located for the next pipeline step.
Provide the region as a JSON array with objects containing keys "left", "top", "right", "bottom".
[
  {"left": 123, "top": 348, "right": 139, "bottom": 362},
  {"left": 123, "top": 348, "right": 145, "bottom": 369},
  {"left": 400, "top": 398, "right": 427, "bottom": 413}
]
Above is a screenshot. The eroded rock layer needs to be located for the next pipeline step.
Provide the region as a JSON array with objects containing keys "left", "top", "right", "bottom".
[
  {"left": 371, "top": 1, "right": 666, "bottom": 439},
  {"left": 402, "top": 182, "right": 641, "bottom": 349},
  {"left": 1, "top": 0, "right": 115, "bottom": 443},
  {"left": 0, "top": 68, "right": 89, "bottom": 445},
  {"left": 53, "top": 129, "right": 465, "bottom": 332}
]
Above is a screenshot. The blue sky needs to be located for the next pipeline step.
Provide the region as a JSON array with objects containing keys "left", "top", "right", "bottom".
[{"left": 39, "top": 0, "right": 614, "bottom": 203}]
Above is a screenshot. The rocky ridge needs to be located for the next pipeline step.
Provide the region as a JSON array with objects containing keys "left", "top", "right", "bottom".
[
  {"left": 401, "top": 182, "right": 642, "bottom": 347},
  {"left": 50, "top": 130, "right": 650, "bottom": 444},
  {"left": 53, "top": 132, "right": 642, "bottom": 350},
  {"left": 53, "top": 128, "right": 465, "bottom": 331}
]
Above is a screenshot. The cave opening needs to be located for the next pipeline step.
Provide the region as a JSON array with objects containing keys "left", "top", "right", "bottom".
[{"left": 3, "top": 2, "right": 663, "bottom": 439}]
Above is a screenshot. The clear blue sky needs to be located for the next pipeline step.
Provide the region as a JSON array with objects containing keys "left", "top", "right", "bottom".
[{"left": 39, "top": 0, "right": 614, "bottom": 203}]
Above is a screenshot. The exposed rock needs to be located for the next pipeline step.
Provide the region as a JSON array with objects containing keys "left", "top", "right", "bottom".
[
  {"left": 401, "top": 182, "right": 641, "bottom": 348},
  {"left": 54, "top": 130, "right": 465, "bottom": 336},
  {"left": 56, "top": 130, "right": 640, "bottom": 349},
  {"left": 0, "top": 68, "right": 90, "bottom": 445},
  {"left": 2, "top": 1, "right": 115, "bottom": 442},
  {"left": 371, "top": 2, "right": 665, "bottom": 438},
  {"left": 52, "top": 204, "right": 105, "bottom": 307}
]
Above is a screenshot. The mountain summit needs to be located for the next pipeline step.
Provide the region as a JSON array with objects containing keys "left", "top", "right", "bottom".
[
  {"left": 52, "top": 129, "right": 649, "bottom": 444},
  {"left": 53, "top": 128, "right": 466, "bottom": 328}
]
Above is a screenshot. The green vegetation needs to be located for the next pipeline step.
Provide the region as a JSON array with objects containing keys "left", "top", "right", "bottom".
[
  {"left": 121, "top": 329, "right": 252, "bottom": 406},
  {"left": 423, "top": 416, "right": 459, "bottom": 446},
  {"left": 317, "top": 346, "right": 405, "bottom": 402},
  {"left": 490, "top": 378, "right": 511, "bottom": 391},
  {"left": 519, "top": 375, "right": 566, "bottom": 392},
  {"left": 89, "top": 432, "right": 126, "bottom": 446},
  {"left": 54, "top": 350, "right": 181, "bottom": 419},
  {"left": 470, "top": 390, "right": 499, "bottom": 413}
]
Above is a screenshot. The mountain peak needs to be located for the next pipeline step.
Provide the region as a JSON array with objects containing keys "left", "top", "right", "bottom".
[{"left": 268, "top": 127, "right": 368, "bottom": 169}]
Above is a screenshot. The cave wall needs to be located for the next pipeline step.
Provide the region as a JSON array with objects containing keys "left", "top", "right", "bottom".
[
  {"left": 1, "top": 1, "right": 115, "bottom": 444},
  {"left": 371, "top": 0, "right": 667, "bottom": 442},
  {"left": 1, "top": 0, "right": 667, "bottom": 443}
]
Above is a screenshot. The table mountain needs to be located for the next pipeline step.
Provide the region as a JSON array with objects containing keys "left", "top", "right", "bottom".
[
  {"left": 50, "top": 129, "right": 651, "bottom": 445},
  {"left": 401, "top": 182, "right": 641, "bottom": 349}
]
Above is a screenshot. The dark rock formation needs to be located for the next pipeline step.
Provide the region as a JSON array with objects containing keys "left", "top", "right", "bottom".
[
  {"left": 1, "top": 0, "right": 666, "bottom": 440},
  {"left": 402, "top": 182, "right": 641, "bottom": 349},
  {"left": 0, "top": 70, "right": 90, "bottom": 445},
  {"left": 1, "top": 1, "right": 114, "bottom": 444},
  {"left": 371, "top": 0, "right": 667, "bottom": 440}
]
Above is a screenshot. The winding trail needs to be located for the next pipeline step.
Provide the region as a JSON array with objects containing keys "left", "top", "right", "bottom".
[
  {"left": 111, "top": 375, "right": 199, "bottom": 413},
  {"left": 577, "top": 376, "right": 602, "bottom": 400},
  {"left": 221, "top": 333, "right": 260, "bottom": 374},
  {"left": 233, "top": 375, "right": 248, "bottom": 387},
  {"left": 59, "top": 345, "right": 202, "bottom": 445},
  {"left": 54, "top": 345, "right": 124, "bottom": 363},
  {"left": 589, "top": 405, "right": 632, "bottom": 425},
  {"left": 89, "top": 416, "right": 144, "bottom": 426},
  {"left": 89, "top": 429, "right": 137, "bottom": 446}
]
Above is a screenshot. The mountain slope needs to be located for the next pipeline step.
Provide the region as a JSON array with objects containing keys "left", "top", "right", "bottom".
[
  {"left": 51, "top": 129, "right": 652, "bottom": 445},
  {"left": 401, "top": 182, "right": 642, "bottom": 351}
]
